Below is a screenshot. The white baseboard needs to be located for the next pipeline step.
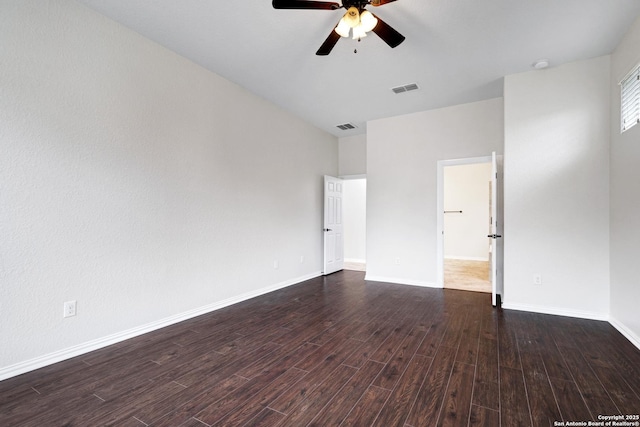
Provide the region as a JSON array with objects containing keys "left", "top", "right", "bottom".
[
  {"left": 344, "top": 258, "right": 366, "bottom": 264},
  {"left": 609, "top": 316, "right": 640, "bottom": 351},
  {"left": 501, "top": 302, "right": 608, "bottom": 321},
  {"left": 0, "top": 271, "right": 322, "bottom": 382},
  {"left": 444, "top": 256, "right": 490, "bottom": 262},
  {"left": 364, "top": 274, "right": 441, "bottom": 289}
]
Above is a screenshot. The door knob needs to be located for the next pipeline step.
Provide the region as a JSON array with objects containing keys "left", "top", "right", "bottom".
[
  {"left": 487, "top": 234, "right": 502, "bottom": 239},
  {"left": 323, "top": 228, "right": 332, "bottom": 232}
]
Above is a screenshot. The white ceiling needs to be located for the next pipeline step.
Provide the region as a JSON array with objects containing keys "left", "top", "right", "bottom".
[{"left": 76, "top": 0, "right": 640, "bottom": 137}]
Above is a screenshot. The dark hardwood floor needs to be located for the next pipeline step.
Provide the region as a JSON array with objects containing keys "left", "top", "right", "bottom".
[{"left": 2, "top": 270, "right": 640, "bottom": 426}]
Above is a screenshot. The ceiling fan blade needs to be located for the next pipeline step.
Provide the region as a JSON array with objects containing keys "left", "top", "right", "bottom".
[
  {"left": 272, "top": 0, "right": 341, "bottom": 10},
  {"left": 370, "top": 0, "right": 398, "bottom": 6},
  {"left": 316, "top": 28, "right": 342, "bottom": 55},
  {"left": 371, "top": 13, "right": 405, "bottom": 48}
]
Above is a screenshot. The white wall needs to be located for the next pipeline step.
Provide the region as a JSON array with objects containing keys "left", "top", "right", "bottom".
[
  {"left": 338, "top": 134, "right": 367, "bottom": 176},
  {"left": 343, "top": 179, "right": 367, "bottom": 263},
  {"left": 503, "top": 56, "right": 611, "bottom": 320},
  {"left": 0, "top": 0, "right": 337, "bottom": 378},
  {"left": 366, "top": 98, "right": 504, "bottom": 286},
  {"left": 609, "top": 16, "right": 640, "bottom": 346},
  {"left": 444, "top": 163, "right": 492, "bottom": 261}
]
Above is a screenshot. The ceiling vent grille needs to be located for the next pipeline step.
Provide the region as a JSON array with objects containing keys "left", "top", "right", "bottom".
[
  {"left": 336, "top": 123, "right": 357, "bottom": 131},
  {"left": 392, "top": 83, "right": 419, "bottom": 94}
]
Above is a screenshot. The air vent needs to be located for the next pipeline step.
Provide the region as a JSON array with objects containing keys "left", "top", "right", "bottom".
[
  {"left": 336, "top": 123, "right": 357, "bottom": 131},
  {"left": 391, "top": 83, "right": 419, "bottom": 94}
]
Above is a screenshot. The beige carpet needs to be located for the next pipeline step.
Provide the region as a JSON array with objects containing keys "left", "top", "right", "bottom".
[{"left": 444, "top": 259, "right": 491, "bottom": 293}]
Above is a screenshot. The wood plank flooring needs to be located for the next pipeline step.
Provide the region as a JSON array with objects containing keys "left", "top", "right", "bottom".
[{"left": 2, "top": 270, "right": 639, "bottom": 426}]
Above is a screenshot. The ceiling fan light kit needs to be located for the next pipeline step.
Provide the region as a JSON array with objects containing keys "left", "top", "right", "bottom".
[
  {"left": 335, "top": 18, "right": 351, "bottom": 37},
  {"left": 272, "top": 0, "right": 405, "bottom": 55},
  {"left": 352, "top": 23, "right": 368, "bottom": 40},
  {"left": 336, "top": 8, "right": 378, "bottom": 39},
  {"left": 359, "top": 11, "right": 378, "bottom": 32},
  {"left": 344, "top": 6, "right": 360, "bottom": 27}
]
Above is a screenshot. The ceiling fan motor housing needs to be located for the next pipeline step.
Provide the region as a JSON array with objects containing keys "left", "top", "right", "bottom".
[{"left": 343, "top": 0, "right": 373, "bottom": 11}]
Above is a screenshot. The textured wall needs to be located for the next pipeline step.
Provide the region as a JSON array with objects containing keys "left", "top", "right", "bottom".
[
  {"left": 503, "top": 56, "right": 611, "bottom": 319},
  {"left": 343, "top": 179, "right": 367, "bottom": 263},
  {"left": 609, "top": 16, "right": 640, "bottom": 345},
  {"left": 338, "top": 134, "right": 367, "bottom": 177},
  {"left": 366, "top": 99, "right": 504, "bottom": 287},
  {"left": 0, "top": 0, "right": 337, "bottom": 375},
  {"left": 444, "top": 163, "right": 492, "bottom": 261}
]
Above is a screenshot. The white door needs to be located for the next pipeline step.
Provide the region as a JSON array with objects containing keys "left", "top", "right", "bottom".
[
  {"left": 489, "top": 152, "right": 504, "bottom": 306},
  {"left": 323, "top": 176, "right": 344, "bottom": 275}
]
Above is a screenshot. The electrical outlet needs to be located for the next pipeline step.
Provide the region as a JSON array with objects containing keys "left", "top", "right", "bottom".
[
  {"left": 300, "top": 255, "right": 305, "bottom": 264},
  {"left": 63, "top": 300, "right": 77, "bottom": 318},
  {"left": 395, "top": 257, "right": 400, "bottom": 265},
  {"left": 273, "top": 260, "right": 279, "bottom": 269},
  {"left": 533, "top": 274, "right": 542, "bottom": 285}
]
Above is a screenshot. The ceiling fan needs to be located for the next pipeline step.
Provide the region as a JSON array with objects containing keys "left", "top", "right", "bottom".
[{"left": 272, "top": 0, "right": 405, "bottom": 55}]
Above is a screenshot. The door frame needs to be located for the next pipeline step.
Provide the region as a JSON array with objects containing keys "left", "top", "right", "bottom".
[
  {"left": 490, "top": 152, "right": 504, "bottom": 307},
  {"left": 436, "top": 155, "right": 493, "bottom": 288}
]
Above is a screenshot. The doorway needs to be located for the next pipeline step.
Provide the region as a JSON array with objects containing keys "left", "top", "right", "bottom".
[
  {"left": 436, "top": 157, "right": 492, "bottom": 293},
  {"left": 342, "top": 177, "right": 366, "bottom": 272}
]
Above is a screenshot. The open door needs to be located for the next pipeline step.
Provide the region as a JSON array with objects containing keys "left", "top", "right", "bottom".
[
  {"left": 489, "top": 152, "right": 504, "bottom": 306},
  {"left": 323, "top": 176, "right": 344, "bottom": 275}
]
